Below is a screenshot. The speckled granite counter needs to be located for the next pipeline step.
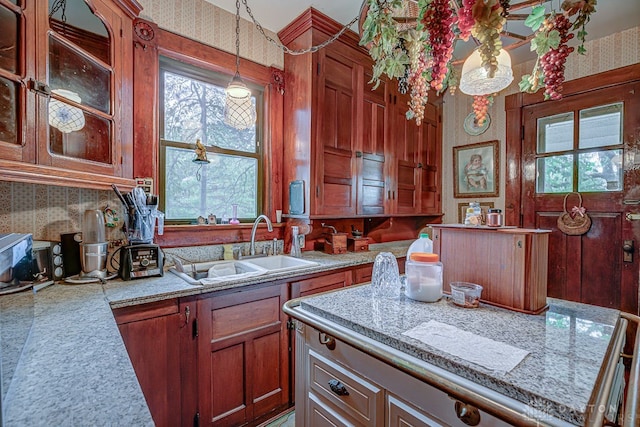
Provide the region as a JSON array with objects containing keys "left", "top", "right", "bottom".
[
  {"left": 285, "top": 285, "right": 623, "bottom": 425},
  {"left": 2, "top": 241, "right": 410, "bottom": 426}
]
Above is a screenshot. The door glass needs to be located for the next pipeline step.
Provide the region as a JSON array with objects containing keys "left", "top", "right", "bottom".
[
  {"left": 536, "top": 155, "right": 573, "bottom": 193},
  {"left": 0, "top": 5, "right": 19, "bottom": 74},
  {"left": 48, "top": 0, "right": 110, "bottom": 64},
  {"left": 48, "top": 36, "right": 111, "bottom": 114},
  {"left": 578, "top": 149, "right": 623, "bottom": 192},
  {"left": 579, "top": 103, "right": 623, "bottom": 149},
  {"left": 537, "top": 112, "right": 573, "bottom": 153},
  {"left": 0, "top": 76, "right": 19, "bottom": 145},
  {"left": 49, "top": 106, "right": 111, "bottom": 164}
]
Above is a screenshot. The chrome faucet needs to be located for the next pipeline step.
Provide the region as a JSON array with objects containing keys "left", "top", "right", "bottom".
[{"left": 249, "top": 214, "right": 273, "bottom": 256}]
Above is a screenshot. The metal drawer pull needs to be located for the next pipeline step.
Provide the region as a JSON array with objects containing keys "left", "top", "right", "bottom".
[
  {"left": 319, "top": 332, "right": 336, "bottom": 350},
  {"left": 328, "top": 379, "right": 349, "bottom": 396}
]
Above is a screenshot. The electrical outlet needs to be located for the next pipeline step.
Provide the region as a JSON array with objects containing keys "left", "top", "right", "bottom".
[{"left": 297, "top": 234, "right": 305, "bottom": 249}]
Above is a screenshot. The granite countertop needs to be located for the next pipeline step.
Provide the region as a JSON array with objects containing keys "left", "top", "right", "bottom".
[
  {"left": 290, "top": 285, "right": 622, "bottom": 425},
  {"left": 2, "top": 241, "right": 410, "bottom": 425}
]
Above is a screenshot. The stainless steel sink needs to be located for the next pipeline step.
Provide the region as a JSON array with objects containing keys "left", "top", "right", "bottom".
[
  {"left": 169, "top": 259, "right": 268, "bottom": 286},
  {"left": 242, "top": 255, "right": 318, "bottom": 273}
]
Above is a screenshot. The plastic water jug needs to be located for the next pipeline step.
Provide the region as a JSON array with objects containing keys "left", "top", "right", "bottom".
[{"left": 406, "top": 233, "right": 433, "bottom": 260}]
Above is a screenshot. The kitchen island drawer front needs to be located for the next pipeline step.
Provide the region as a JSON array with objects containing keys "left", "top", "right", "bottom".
[
  {"left": 387, "top": 393, "right": 447, "bottom": 427},
  {"left": 309, "top": 348, "right": 383, "bottom": 426},
  {"left": 308, "top": 392, "right": 358, "bottom": 427}
]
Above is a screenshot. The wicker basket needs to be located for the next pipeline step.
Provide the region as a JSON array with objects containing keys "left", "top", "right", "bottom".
[{"left": 557, "top": 192, "right": 591, "bottom": 236}]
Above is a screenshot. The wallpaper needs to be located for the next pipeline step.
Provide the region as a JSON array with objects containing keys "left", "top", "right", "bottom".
[
  {"left": 441, "top": 26, "right": 640, "bottom": 224},
  {"left": 137, "top": 0, "right": 285, "bottom": 69}
]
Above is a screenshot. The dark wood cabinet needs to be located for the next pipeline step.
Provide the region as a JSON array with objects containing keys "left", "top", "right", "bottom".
[
  {"left": 279, "top": 8, "right": 441, "bottom": 219},
  {"left": 113, "top": 298, "right": 187, "bottom": 427},
  {"left": 196, "top": 283, "right": 290, "bottom": 426},
  {"left": 0, "top": 0, "right": 139, "bottom": 190}
]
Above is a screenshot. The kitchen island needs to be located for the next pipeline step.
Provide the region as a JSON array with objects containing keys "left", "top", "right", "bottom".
[{"left": 284, "top": 284, "right": 637, "bottom": 426}]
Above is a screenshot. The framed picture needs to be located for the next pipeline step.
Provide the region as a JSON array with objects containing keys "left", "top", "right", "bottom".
[
  {"left": 458, "top": 202, "right": 494, "bottom": 224},
  {"left": 453, "top": 140, "right": 499, "bottom": 198}
]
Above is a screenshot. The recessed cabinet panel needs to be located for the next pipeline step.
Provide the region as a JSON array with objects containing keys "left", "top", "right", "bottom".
[
  {"left": 48, "top": 36, "right": 111, "bottom": 114},
  {"left": 0, "top": 5, "right": 18, "bottom": 74},
  {"left": 211, "top": 342, "right": 248, "bottom": 424},
  {"left": 0, "top": 77, "right": 19, "bottom": 146}
]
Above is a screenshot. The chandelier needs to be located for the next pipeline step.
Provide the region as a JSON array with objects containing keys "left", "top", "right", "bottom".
[{"left": 359, "top": 0, "right": 596, "bottom": 125}]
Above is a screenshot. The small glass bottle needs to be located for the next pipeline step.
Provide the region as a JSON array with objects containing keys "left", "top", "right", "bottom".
[
  {"left": 230, "top": 204, "right": 240, "bottom": 224},
  {"left": 290, "top": 226, "right": 301, "bottom": 258}
]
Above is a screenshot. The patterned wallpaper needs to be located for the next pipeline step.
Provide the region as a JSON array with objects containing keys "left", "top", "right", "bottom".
[
  {"left": 137, "top": 0, "right": 285, "bottom": 69},
  {"left": 441, "top": 26, "right": 640, "bottom": 224}
]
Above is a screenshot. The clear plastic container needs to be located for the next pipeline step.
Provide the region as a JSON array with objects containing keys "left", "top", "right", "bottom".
[
  {"left": 405, "top": 253, "right": 442, "bottom": 302},
  {"left": 449, "top": 282, "right": 483, "bottom": 308},
  {"left": 406, "top": 233, "right": 433, "bottom": 261}
]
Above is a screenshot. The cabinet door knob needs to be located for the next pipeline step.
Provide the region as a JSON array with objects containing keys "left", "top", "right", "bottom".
[
  {"left": 454, "top": 401, "right": 480, "bottom": 426},
  {"left": 355, "top": 151, "right": 363, "bottom": 158},
  {"left": 319, "top": 332, "right": 336, "bottom": 350},
  {"left": 328, "top": 379, "right": 349, "bottom": 396},
  {"left": 417, "top": 162, "right": 423, "bottom": 169}
]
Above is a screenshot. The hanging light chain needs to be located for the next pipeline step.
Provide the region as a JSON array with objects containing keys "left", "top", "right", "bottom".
[
  {"left": 235, "top": 0, "right": 241, "bottom": 72},
  {"left": 49, "top": 0, "right": 67, "bottom": 22},
  {"left": 240, "top": 0, "right": 359, "bottom": 55}
]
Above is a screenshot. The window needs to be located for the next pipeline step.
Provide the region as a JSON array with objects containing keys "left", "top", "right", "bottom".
[
  {"left": 159, "top": 57, "right": 263, "bottom": 223},
  {"left": 535, "top": 102, "right": 623, "bottom": 193}
]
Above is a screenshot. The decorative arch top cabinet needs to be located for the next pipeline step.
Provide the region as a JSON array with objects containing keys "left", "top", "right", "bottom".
[
  {"left": 278, "top": 8, "right": 442, "bottom": 219},
  {"left": 0, "top": 0, "right": 140, "bottom": 190}
]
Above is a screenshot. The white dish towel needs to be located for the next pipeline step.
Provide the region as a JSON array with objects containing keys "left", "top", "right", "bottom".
[{"left": 402, "top": 320, "right": 529, "bottom": 373}]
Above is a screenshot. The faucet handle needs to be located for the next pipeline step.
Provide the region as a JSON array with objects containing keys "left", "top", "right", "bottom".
[{"left": 272, "top": 238, "right": 278, "bottom": 256}]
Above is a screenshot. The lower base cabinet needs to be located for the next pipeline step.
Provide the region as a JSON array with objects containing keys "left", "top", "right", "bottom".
[
  {"left": 296, "top": 323, "right": 512, "bottom": 427},
  {"left": 196, "top": 282, "right": 290, "bottom": 427}
]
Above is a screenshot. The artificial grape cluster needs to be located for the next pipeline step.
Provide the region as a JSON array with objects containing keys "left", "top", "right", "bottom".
[
  {"left": 456, "top": 0, "right": 476, "bottom": 42},
  {"left": 408, "top": 50, "right": 431, "bottom": 125},
  {"left": 472, "top": 95, "right": 492, "bottom": 126},
  {"left": 397, "top": 42, "right": 410, "bottom": 95},
  {"left": 422, "top": 0, "right": 456, "bottom": 91},
  {"left": 540, "top": 14, "right": 574, "bottom": 100},
  {"left": 471, "top": 1, "right": 506, "bottom": 77}
]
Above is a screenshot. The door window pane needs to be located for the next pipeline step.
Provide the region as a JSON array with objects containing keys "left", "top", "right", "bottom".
[
  {"left": 49, "top": 36, "right": 111, "bottom": 114},
  {"left": 164, "top": 147, "right": 258, "bottom": 220},
  {"left": 163, "top": 71, "right": 257, "bottom": 153},
  {"left": 537, "top": 112, "right": 573, "bottom": 153},
  {"left": 0, "top": 5, "right": 19, "bottom": 74},
  {"left": 536, "top": 155, "right": 573, "bottom": 193},
  {"left": 579, "top": 103, "right": 622, "bottom": 149},
  {"left": 578, "top": 149, "right": 623, "bottom": 192},
  {"left": 0, "top": 76, "right": 19, "bottom": 145}
]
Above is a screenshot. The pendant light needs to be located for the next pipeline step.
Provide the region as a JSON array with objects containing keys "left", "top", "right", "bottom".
[
  {"left": 224, "top": 0, "right": 256, "bottom": 130},
  {"left": 459, "top": 48, "right": 514, "bottom": 96}
]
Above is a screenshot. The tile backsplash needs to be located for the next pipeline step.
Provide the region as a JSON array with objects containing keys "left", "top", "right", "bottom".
[{"left": 0, "top": 181, "right": 125, "bottom": 242}]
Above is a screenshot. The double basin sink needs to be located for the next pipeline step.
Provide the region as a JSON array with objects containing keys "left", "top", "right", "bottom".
[{"left": 169, "top": 255, "right": 319, "bottom": 286}]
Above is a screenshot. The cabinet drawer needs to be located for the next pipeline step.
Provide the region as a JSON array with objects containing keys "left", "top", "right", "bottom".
[
  {"left": 291, "top": 271, "right": 352, "bottom": 298},
  {"left": 309, "top": 348, "right": 383, "bottom": 426},
  {"left": 352, "top": 264, "right": 373, "bottom": 284},
  {"left": 308, "top": 392, "right": 358, "bottom": 427}
]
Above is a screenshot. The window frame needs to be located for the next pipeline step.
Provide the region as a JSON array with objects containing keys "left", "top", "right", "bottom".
[
  {"left": 158, "top": 56, "right": 264, "bottom": 224},
  {"left": 534, "top": 101, "right": 624, "bottom": 194}
]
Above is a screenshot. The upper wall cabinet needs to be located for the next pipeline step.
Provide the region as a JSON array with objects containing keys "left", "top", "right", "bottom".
[
  {"left": 279, "top": 9, "right": 441, "bottom": 218},
  {"left": 0, "top": 0, "right": 140, "bottom": 190}
]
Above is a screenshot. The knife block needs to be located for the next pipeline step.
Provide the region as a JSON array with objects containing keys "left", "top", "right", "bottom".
[{"left": 323, "top": 233, "right": 347, "bottom": 255}]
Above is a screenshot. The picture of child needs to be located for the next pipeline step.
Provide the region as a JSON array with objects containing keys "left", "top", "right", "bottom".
[{"left": 464, "top": 153, "right": 488, "bottom": 190}]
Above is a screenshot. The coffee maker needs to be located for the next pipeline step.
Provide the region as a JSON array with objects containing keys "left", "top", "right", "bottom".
[
  {"left": 118, "top": 187, "right": 164, "bottom": 280},
  {"left": 79, "top": 209, "right": 109, "bottom": 279}
]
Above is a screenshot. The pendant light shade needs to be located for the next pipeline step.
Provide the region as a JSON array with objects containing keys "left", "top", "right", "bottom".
[
  {"left": 48, "top": 89, "right": 85, "bottom": 133},
  {"left": 224, "top": 0, "right": 256, "bottom": 130},
  {"left": 459, "top": 49, "right": 514, "bottom": 96}
]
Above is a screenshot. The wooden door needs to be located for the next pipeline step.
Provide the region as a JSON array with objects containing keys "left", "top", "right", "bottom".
[
  {"left": 314, "top": 50, "right": 358, "bottom": 216},
  {"left": 521, "top": 81, "right": 640, "bottom": 314},
  {"left": 358, "top": 72, "right": 387, "bottom": 215},
  {"left": 418, "top": 102, "right": 441, "bottom": 214},
  {"left": 197, "top": 284, "right": 289, "bottom": 426},
  {"left": 390, "top": 90, "right": 420, "bottom": 214}
]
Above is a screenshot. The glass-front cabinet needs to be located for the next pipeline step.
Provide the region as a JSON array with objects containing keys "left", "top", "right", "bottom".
[{"left": 0, "top": 0, "right": 140, "bottom": 189}]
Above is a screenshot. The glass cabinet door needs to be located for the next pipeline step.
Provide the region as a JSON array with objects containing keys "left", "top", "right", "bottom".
[
  {"left": 0, "top": 2, "right": 24, "bottom": 154},
  {"left": 47, "top": 0, "right": 113, "bottom": 165}
]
